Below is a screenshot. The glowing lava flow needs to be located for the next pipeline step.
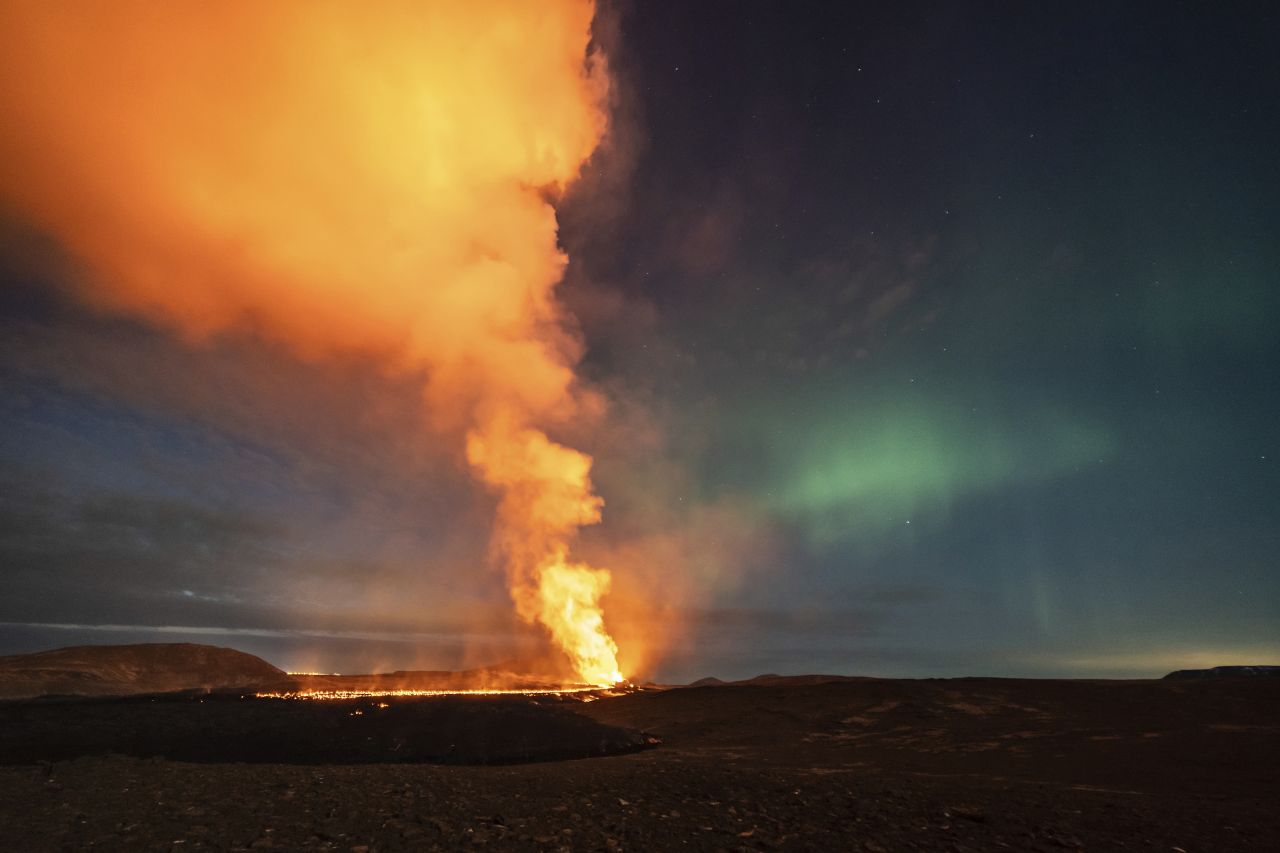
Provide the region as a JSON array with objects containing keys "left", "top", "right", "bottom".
[{"left": 255, "top": 685, "right": 620, "bottom": 700}]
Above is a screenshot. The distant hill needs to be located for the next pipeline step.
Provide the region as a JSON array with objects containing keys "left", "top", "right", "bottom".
[
  {"left": 0, "top": 643, "right": 287, "bottom": 699},
  {"left": 1163, "top": 665, "right": 1280, "bottom": 680},
  {"left": 684, "top": 674, "right": 866, "bottom": 688}
]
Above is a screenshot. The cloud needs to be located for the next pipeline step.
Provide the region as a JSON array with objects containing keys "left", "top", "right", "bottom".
[{"left": 0, "top": 476, "right": 283, "bottom": 625}]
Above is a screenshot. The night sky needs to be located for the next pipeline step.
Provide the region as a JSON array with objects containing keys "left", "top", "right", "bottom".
[{"left": 2, "top": 1, "right": 1277, "bottom": 681}]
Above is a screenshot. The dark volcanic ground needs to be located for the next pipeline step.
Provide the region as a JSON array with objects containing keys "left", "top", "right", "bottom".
[
  {"left": 0, "top": 677, "right": 1277, "bottom": 851},
  {"left": 0, "top": 694, "right": 650, "bottom": 765}
]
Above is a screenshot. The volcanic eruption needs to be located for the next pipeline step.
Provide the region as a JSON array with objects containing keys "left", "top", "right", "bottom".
[{"left": 0, "top": 1, "right": 624, "bottom": 685}]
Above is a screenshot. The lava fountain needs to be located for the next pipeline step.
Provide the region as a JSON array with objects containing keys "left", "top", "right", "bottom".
[{"left": 0, "top": 1, "right": 625, "bottom": 684}]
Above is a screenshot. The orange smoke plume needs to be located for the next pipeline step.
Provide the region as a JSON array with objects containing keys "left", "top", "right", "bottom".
[
  {"left": 467, "top": 415, "right": 621, "bottom": 683},
  {"left": 0, "top": 0, "right": 623, "bottom": 683}
]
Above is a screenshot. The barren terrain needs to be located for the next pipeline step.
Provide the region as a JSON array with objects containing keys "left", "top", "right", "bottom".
[{"left": 1, "top": 675, "right": 1276, "bottom": 851}]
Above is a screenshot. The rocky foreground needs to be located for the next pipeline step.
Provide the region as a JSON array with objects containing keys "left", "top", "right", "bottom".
[{"left": 0, "top": 676, "right": 1277, "bottom": 851}]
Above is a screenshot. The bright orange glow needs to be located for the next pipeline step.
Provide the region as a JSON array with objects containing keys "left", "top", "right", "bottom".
[
  {"left": 0, "top": 1, "right": 625, "bottom": 683},
  {"left": 256, "top": 686, "right": 615, "bottom": 700},
  {"left": 467, "top": 413, "right": 623, "bottom": 684},
  {"left": 538, "top": 558, "right": 623, "bottom": 684}
]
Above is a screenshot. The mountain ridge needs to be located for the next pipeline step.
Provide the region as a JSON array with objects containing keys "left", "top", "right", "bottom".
[{"left": 0, "top": 643, "right": 286, "bottom": 699}]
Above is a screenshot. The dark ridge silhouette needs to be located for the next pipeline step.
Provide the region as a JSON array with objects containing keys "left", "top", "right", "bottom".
[
  {"left": 1164, "top": 665, "right": 1280, "bottom": 679},
  {"left": 0, "top": 643, "right": 286, "bottom": 700},
  {"left": 684, "top": 673, "right": 870, "bottom": 688},
  {"left": 0, "top": 644, "right": 605, "bottom": 700}
]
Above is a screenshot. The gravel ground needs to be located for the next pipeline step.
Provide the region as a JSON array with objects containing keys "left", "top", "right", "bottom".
[
  {"left": 1, "top": 750, "right": 1273, "bottom": 852},
  {"left": 1, "top": 677, "right": 1275, "bottom": 852}
]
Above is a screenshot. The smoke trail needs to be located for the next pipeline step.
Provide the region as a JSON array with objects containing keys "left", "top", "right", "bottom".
[{"left": 0, "top": 0, "right": 623, "bottom": 682}]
